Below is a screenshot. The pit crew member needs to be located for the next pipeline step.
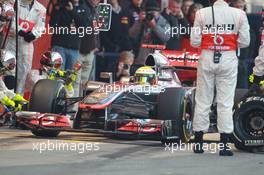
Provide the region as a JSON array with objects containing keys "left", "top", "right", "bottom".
[
  {"left": 190, "top": 0, "right": 250, "bottom": 156},
  {"left": 0, "top": 51, "right": 27, "bottom": 111},
  {"left": 251, "top": 10, "right": 264, "bottom": 87},
  {"left": 6, "top": 0, "right": 46, "bottom": 95},
  {"left": 0, "top": 0, "right": 15, "bottom": 32},
  {"left": 40, "top": 51, "right": 77, "bottom": 98}
]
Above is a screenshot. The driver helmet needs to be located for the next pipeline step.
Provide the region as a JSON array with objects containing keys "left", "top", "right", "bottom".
[
  {"left": 0, "top": 50, "right": 16, "bottom": 71},
  {"left": 40, "top": 51, "right": 63, "bottom": 69},
  {"left": 134, "top": 66, "right": 157, "bottom": 85}
]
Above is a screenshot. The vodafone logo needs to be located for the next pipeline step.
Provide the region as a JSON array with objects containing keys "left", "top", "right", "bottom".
[
  {"left": 213, "top": 35, "right": 224, "bottom": 45},
  {"left": 20, "top": 21, "right": 30, "bottom": 31},
  {"left": 18, "top": 19, "right": 35, "bottom": 32}
]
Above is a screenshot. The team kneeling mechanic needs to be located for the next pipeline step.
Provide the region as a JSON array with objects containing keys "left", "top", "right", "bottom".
[{"left": 0, "top": 51, "right": 27, "bottom": 112}]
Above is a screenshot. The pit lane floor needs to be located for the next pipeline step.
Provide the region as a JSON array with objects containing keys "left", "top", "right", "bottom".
[{"left": 0, "top": 127, "right": 263, "bottom": 175}]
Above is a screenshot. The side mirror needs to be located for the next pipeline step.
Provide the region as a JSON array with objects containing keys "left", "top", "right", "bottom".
[
  {"left": 100, "top": 72, "right": 113, "bottom": 83},
  {"left": 95, "top": 3, "right": 112, "bottom": 31}
]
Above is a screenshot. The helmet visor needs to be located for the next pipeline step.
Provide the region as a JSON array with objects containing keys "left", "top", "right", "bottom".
[{"left": 134, "top": 74, "right": 156, "bottom": 85}]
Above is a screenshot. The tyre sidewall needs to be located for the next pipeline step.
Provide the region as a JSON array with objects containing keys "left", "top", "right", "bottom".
[{"left": 233, "top": 96, "right": 264, "bottom": 151}]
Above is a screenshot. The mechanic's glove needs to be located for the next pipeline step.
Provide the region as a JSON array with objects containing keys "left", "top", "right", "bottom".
[
  {"left": 65, "top": 83, "right": 73, "bottom": 91},
  {"left": 49, "top": 71, "right": 56, "bottom": 80},
  {"left": 253, "top": 75, "right": 264, "bottom": 85},
  {"left": 1, "top": 95, "right": 15, "bottom": 108},
  {"left": 18, "top": 30, "right": 27, "bottom": 37},
  {"left": 248, "top": 74, "right": 264, "bottom": 95},
  {"left": 71, "top": 73, "right": 77, "bottom": 82},
  {"left": 13, "top": 94, "right": 28, "bottom": 103},
  {"left": 14, "top": 103, "right": 22, "bottom": 112},
  {"left": 65, "top": 84, "right": 74, "bottom": 97},
  {"left": 57, "top": 70, "right": 65, "bottom": 77},
  {"left": 249, "top": 74, "right": 264, "bottom": 85},
  {"left": 1, "top": 96, "right": 23, "bottom": 111},
  {"left": 23, "top": 31, "right": 36, "bottom": 43}
]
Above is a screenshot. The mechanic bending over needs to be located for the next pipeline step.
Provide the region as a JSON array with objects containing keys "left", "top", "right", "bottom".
[
  {"left": 252, "top": 10, "right": 264, "bottom": 87},
  {"left": 190, "top": 0, "right": 250, "bottom": 156},
  {"left": 0, "top": 51, "right": 27, "bottom": 112}
]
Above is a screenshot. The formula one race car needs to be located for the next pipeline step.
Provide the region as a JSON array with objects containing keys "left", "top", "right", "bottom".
[
  {"left": 17, "top": 46, "right": 264, "bottom": 152},
  {"left": 17, "top": 47, "right": 197, "bottom": 142}
]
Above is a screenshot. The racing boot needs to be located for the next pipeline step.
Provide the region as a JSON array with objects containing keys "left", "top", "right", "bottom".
[
  {"left": 193, "top": 131, "right": 204, "bottom": 153},
  {"left": 219, "top": 133, "right": 233, "bottom": 156}
]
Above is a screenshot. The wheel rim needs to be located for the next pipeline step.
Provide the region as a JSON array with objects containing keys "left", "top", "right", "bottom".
[
  {"left": 240, "top": 108, "right": 264, "bottom": 138},
  {"left": 183, "top": 102, "right": 193, "bottom": 142}
]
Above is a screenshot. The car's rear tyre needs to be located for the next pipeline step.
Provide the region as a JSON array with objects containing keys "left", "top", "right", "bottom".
[
  {"left": 159, "top": 88, "right": 194, "bottom": 144},
  {"left": 29, "top": 79, "right": 66, "bottom": 137},
  {"left": 232, "top": 95, "right": 264, "bottom": 152}
]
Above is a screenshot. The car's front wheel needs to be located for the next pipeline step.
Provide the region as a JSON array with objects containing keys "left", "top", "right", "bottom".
[
  {"left": 29, "top": 79, "right": 66, "bottom": 114},
  {"left": 29, "top": 79, "right": 66, "bottom": 137}
]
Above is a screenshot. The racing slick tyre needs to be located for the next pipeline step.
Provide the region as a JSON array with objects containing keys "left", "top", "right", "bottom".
[
  {"left": 29, "top": 79, "right": 67, "bottom": 137},
  {"left": 232, "top": 95, "right": 264, "bottom": 152},
  {"left": 29, "top": 79, "right": 67, "bottom": 114},
  {"left": 159, "top": 87, "right": 194, "bottom": 144},
  {"left": 31, "top": 129, "right": 60, "bottom": 137}
]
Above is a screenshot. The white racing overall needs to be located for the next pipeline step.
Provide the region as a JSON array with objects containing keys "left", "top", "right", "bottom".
[{"left": 191, "top": 0, "right": 250, "bottom": 133}]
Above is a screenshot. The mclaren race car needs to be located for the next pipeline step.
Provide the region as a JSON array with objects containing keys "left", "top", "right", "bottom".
[{"left": 17, "top": 46, "right": 264, "bottom": 152}]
